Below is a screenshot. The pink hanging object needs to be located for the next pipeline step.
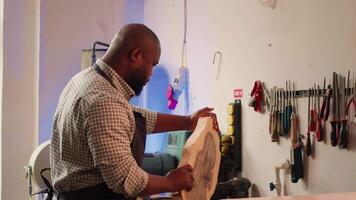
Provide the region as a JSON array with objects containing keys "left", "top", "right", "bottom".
[{"left": 166, "top": 67, "right": 188, "bottom": 110}]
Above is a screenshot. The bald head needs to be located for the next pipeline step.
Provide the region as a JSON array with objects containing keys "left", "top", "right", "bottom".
[
  {"left": 101, "top": 24, "right": 161, "bottom": 96},
  {"left": 103, "top": 23, "right": 160, "bottom": 66}
]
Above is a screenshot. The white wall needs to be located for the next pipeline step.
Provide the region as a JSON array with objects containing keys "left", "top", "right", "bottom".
[
  {"left": 39, "top": 0, "right": 176, "bottom": 154},
  {"left": 0, "top": 0, "right": 3, "bottom": 197},
  {"left": 39, "top": 0, "right": 144, "bottom": 142},
  {"left": 144, "top": 0, "right": 356, "bottom": 197},
  {"left": 2, "top": 0, "right": 39, "bottom": 199},
  {"left": 0, "top": 1, "right": 145, "bottom": 199}
]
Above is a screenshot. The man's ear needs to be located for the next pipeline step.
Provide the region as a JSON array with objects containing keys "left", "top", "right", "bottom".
[{"left": 129, "top": 48, "right": 142, "bottom": 64}]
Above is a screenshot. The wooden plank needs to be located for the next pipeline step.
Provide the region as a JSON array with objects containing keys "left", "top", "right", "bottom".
[
  {"left": 173, "top": 117, "right": 221, "bottom": 200},
  {"left": 224, "top": 192, "right": 356, "bottom": 200}
]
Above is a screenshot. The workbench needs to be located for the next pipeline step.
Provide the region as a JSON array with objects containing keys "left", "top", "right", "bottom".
[{"left": 224, "top": 192, "right": 356, "bottom": 200}]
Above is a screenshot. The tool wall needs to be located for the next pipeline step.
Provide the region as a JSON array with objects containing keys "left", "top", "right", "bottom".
[
  {"left": 248, "top": 70, "right": 356, "bottom": 194},
  {"left": 145, "top": 0, "right": 356, "bottom": 197},
  {"left": 258, "top": 71, "right": 356, "bottom": 151}
]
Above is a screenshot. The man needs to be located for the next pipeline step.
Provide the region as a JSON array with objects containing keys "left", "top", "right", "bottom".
[{"left": 50, "top": 23, "right": 219, "bottom": 200}]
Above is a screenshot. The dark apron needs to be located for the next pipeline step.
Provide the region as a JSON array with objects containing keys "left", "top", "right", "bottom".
[{"left": 57, "top": 64, "right": 147, "bottom": 200}]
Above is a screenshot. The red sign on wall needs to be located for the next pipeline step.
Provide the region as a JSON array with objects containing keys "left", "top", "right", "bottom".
[{"left": 234, "top": 89, "right": 243, "bottom": 99}]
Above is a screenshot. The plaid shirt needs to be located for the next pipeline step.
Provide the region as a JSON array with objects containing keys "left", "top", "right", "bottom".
[{"left": 50, "top": 59, "right": 157, "bottom": 197}]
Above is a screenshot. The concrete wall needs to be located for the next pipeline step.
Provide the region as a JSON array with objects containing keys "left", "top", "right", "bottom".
[{"left": 143, "top": 0, "right": 356, "bottom": 197}]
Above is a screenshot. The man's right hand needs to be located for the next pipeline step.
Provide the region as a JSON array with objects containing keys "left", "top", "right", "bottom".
[
  {"left": 141, "top": 164, "right": 195, "bottom": 196},
  {"left": 166, "top": 164, "right": 195, "bottom": 192}
]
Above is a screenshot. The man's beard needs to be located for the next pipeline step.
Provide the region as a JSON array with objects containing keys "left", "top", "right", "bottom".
[{"left": 129, "top": 79, "right": 145, "bottom": 96}]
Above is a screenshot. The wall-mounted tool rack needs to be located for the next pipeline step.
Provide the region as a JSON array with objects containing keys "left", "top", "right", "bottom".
[{"left": 284, "top": 88, "right": 354, "bottom": 98}]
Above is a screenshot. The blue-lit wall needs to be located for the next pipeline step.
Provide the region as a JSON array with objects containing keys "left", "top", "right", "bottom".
[
  {"left": 39, "top": 0, "right": 145, "bottom": 143},
  {"left": 141, "top": 66, "right": 171, "bottom": 153},
  {"left": 39, "top": 0, "right": 168, "bottom": 153}
]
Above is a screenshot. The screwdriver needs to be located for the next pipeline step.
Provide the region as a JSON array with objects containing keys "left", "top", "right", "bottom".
[
  {"left": 322, "top": 84, "right": 332, "bottom": 121},
  {"left": 339, "top": 71, "right": 349, "bottom": 148},
  {"left": 308, "top": 87, "right": 316, "bottom": 132},
  {"left": 330, "top": 72, "right": 339, "bottom": 147},
  {"left": 284, "top": 81, "right": 293, "bottom": 135},
  {"left": 316, "top": 85, "right": 324, "bottom": 142},
  {"left": 279, "top": 89, "right": 285, "bottom": 136},
  {"left": 320, "top": 78, "right": 326, "bottom": 119},
  {"left": 290, "top": 82, "right": 298, "bottom": 144},
  {"left": 271, "top": 88, "right": 279, "bottom": 142},
  {"left": 307, "top": 89, "right": 312, "bottom": 156}
]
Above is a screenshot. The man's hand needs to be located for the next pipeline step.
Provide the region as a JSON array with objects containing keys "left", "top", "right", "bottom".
[
  {"left": 189, "top": 107, "right": 220, "bottom": 132},
  {"left": 166, "top": 164, "right": 195, "bottom": 192}
]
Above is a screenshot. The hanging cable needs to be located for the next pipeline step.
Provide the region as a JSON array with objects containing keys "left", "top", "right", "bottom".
[
  {"left": 181, "top": 0, "right": 188, "bottom": 68},
  {"left": 182, "top": 0, "right": 189, "bottom": 115},
  {"left": 167, "top": 0, "right": 190, "bottom": 113},
  {"left": 167, "top": 0, "right": 189, "bottom": 111}
]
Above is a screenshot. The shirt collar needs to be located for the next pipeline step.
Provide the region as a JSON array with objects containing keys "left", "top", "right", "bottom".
[{"left": 95, "top": 58, "right": 135, "bottom": 100}]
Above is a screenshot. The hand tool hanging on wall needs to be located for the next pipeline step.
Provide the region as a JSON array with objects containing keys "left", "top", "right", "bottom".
[
  {"left": 269, "top": 88, "right": 274, "bottom": 136},
  {"left": 283, "top": 81, "right": 292, "bottom": 135},
  {"left": 308, "top": 86, "right": 316, "bottom": 132},
  {"left": 269, "top": 88, "right": 274, "bottom": 133},
  {"left": 248, "top": 80, "right": 264, "bottom": 113},
  {"left": 306, "top": 89, "right": 312, "bottom": 156},
  {"left": 330, "top": 72, "right": 340, "bottom": 147},
  {"left": 316, "top": 84, "right": 324, "bottom": 142},
  {"left": 347, "top": 73, "right": 356, "bottom": 118},
  {"left": 339, "top": 71, "right": 349, "bottom": 148},
  {"left": 276, "top": 89, "right": 280, "bottom": 135},
  {"left": 321, "top": 83, "right": 332, "bottom": 121},
  {"left": 271, "top": 88, "right": 279, "bottom": 142},
  {"left": 320, "top": 78, "right": 327, "bottom": 119},
  {"left": 290, "top": 83, "right": 298, "bottom": 144},
  {"left": 354, "top": 74, "right": 356, "bottom": 118},
  {"left": 281, "top": 87, "right": 286, "bottom": 136},
  {"left": 277, "top": 90, "right": 283, "bottom": 136},
  {"left": 291, "top": 84, "right": 303, "bottom": 183},
  {"left": 263, "top": 82, "right": 271, "bottom": 112}
]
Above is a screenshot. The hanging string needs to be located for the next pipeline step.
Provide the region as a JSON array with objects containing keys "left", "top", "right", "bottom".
[
  {"left": 182, "top": 0, "right": 189, "bottom": 115},
  {"left": 181, "top": 0, "right": 188, "bottom": 68}
]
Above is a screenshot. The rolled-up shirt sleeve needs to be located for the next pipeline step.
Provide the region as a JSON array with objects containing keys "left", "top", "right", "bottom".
[
  {"left": 85, "top": 96, "right": 148, "bottom": 197},
  {"left": 131, "top": 105, "right": 157, "bottom": 134}
]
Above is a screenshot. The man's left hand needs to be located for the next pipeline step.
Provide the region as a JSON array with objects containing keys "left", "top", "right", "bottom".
[{"left": 189, "top": 107, "right": 220, "bottom": 133}]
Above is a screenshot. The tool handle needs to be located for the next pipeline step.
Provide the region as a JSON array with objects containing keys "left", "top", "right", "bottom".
[
  {"left": 271, "top": 112, "right": 278, "bottom": 142},
  {"left": 306, "top": 132, "right": 312, "bottom": 156},
  {"left": 269, "top": 112, "right": 273, "bottom": 135},
  {"left": 291, "top": 145, "right": 304, "bottom": 183},
  {"left": 282, "top": 108, "right": 287, "bottom": 135},
  {"left": 285, "top": 105, "right": 292, "bottom": 133},
  {"left": 278, "top": 111, "right": 283, "bottom": 136},
  {"left": 338, "top": 119, "right": 348, "bottom": 149},
  {"left": 336, "top": 122, "right": 341, "bottom": 143},
  {"left": 330, "top": 121, "right": 338, "bottom": 147},
  {"left": 316, "top": 116, "right": 323, "bottom": 142},
  {"left": 324, "top": 97, "right": 330, "bottom": 121},
  {"left": 308, "top": 110, "right": 316, "bottom": 132},
  {"left": 290, "top": 114, "right": 298, "bottom": 144},
  {"left": 320, "top": 96, "right": 327, "bottom": 119}
]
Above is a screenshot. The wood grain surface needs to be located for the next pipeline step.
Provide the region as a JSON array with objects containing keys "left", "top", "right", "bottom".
[
  {"left": 224, "top": 192, "right": 356, "bottom": 200},
  {"left": 173, "top": 117, "right": 221, "bottom": 200}
]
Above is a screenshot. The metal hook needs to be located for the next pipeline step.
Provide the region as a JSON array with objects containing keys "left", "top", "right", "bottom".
[{"left": 213, "top": 51, "right": 222, "bottom": 80}]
